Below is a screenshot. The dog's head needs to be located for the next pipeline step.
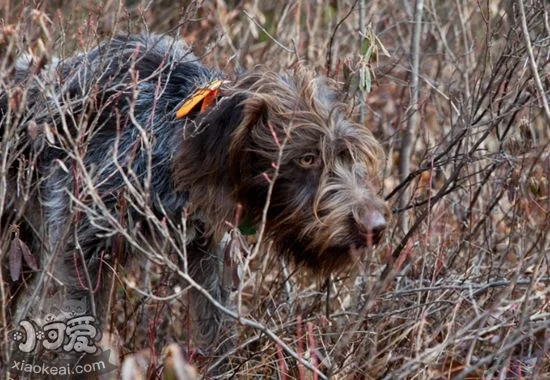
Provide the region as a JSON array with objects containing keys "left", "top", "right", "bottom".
[{"left": 227, "top": 67, "right": 389, "bottom": 275}]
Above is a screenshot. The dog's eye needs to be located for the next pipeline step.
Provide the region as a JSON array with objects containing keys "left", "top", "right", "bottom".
[{"left": 297, "top": 153, "right": 318, "bottom": 168}]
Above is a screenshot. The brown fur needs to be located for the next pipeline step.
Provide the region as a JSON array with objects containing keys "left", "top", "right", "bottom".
[{"left": 174, "top": 67, "right": 389, "bottom": 276}]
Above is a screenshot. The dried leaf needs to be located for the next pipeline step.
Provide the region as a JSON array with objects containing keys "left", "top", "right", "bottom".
[
  {"left": 9, "top": 238, "right": 22, "bottom": 281},
  {"left": 9, "top": 238, "right": 38, "bottom": 281},
  {"left": 8, "top": 87, "right": 23, "bottom": 111},
  {"left": 44, "top": 122, "right": 55, "bottom": 144},
  {"left": 162, "top": 343, "right": 198, "bottom": 380},
  {"left": 18, "top": 238, "right": 38, "bottom": 270},
  {"left": 360, "top": 37, "right": 371, "bottom": 57},
  {"left": 54, "top": 159, "right": 69, "bottom": 174},
  {"left": 120, "top": 349, "right": 149, "bottom": 380},
  {"left": 507, "top": 185, "right": 516, "bottom": 202},
  {"left": 27, "top": 120, "right": 42, "bottom": 140},
  {"left": 373, "top": 33, "right": 391, "bottom": 58},
  {"left": 359, "top": 66, "right": 372, "bottom": 94},
  {"left": 363, "top": 44, "right": 374, "bottom": 63}
]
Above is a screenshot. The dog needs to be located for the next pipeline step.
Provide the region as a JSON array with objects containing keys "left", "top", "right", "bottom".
[{"left": 1, "top": 33, "right": 388, "bottom": 364}]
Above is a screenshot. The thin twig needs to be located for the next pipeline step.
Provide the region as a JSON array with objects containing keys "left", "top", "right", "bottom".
[
  {"left": 398, "top": 0, "right": 424, "bottom": 232},
  {"left": 325, "top": 0, "right": 359, "bottom": 75},
  {"left": 517, "top": 0, "right": 550, "bottom": 123},
  {"left": 243, "top": 10, "right": 293, "bottom": 53}
]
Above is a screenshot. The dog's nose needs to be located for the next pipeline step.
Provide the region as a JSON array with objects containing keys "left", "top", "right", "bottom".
[{"left": 357, "top": 210, "right": 387, "bottom": 245}]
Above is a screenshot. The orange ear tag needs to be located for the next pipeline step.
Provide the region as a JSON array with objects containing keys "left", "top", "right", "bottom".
[
  {"left": 200, "top": 87, "right": 220, "bottom": 112},
  {"left": 175, "top": 80, "right": 225, "bottom": 119}
]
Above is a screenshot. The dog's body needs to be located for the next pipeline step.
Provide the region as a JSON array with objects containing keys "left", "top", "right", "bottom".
[{"left": 1, "top": 34, "right": 388, "bottom": 357}]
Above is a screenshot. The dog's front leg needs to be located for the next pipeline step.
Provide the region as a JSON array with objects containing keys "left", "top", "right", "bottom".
[{"left": 185, "top": 232, "right": 233, "bottom": 355}]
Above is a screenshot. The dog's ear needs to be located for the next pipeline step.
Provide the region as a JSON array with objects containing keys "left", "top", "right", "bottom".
[
  {"left": 228, "top": 96, "right": 269, "bottom": 184},
  {"left": 231, "top": 96, "right": 269, "bottom": 144}
]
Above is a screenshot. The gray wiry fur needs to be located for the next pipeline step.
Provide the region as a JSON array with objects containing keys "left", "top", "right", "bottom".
[{"left": 3, "top": 34, "right": 227, "bottom": 347}]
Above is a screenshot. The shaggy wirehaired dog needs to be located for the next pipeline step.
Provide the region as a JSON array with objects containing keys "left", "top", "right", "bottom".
[{"left": 1, "top": 34, "right": 388, "bottom": 355}]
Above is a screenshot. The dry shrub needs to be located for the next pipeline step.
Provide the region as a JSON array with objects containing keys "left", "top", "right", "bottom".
[{"left": 1, "top": 0, "right": 548, "bottom": 378}]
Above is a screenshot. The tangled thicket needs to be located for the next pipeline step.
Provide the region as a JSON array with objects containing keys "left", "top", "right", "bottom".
[{"left": 1, "top": 1, "right": 548, "bottom": 378}]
